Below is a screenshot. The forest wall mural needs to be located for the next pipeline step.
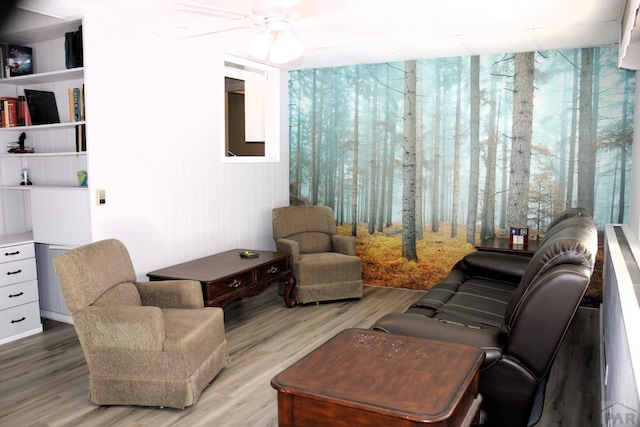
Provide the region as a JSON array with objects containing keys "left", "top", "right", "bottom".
[{"left": 288, "top": 45, "right": 635, "bottom": 293}]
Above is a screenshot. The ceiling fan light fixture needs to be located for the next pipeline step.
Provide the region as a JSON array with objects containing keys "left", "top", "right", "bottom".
[
  {"left": 247, "top": 28, "right": 273, "bottom": 61},
  {"left": 247, "top": 18, "right": 303, "bottom": 64}
]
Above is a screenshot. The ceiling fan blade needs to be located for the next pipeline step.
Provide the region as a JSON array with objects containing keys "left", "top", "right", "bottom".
[
  {"left": 182, "top": 24, "right": 258, "bottom": 39},
  {"left": 175, "top": 1, "right": 258, "bottom": 21}
]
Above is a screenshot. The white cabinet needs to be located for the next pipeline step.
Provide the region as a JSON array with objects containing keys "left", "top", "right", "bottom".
[{"left": 0, "top": 232, "right": 42, "bottom": 344}]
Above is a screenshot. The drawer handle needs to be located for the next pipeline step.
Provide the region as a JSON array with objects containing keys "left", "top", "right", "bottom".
[
  {"left": 228, "top": 279, "right": 241, "bottom": 288},
  {"left": 4, "top": 251, "right": 20, "bottom": 256},
  {"left": 267, "top": 266, "right": 279, "bottom": 274},
  {"left": 11, "top": 317, "right": 26, "bottom": 324},
  {"left": 6, "top": 269, "right": 22, "bottom": 276},
  {"left": 8, "top": 292, "right": 24, "bottom": 298}
]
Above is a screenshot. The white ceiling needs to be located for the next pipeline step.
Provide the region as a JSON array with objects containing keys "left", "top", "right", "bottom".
[{"left": 15, "top": 0, "right": 628, "bottom": 70}]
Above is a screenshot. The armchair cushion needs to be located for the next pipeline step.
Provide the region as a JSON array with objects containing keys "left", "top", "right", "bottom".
[
  {"left": 136, "top": 280, "right": 204, "bottom": 309},
  {"left": 331, "top": 235, "right": 357, "bottom": 256},
  {"left": 92, "top": 282, "right": 142, "bottom": 307},
  {"left": 275, "top": 238, "right": 300, "bottom": 261}
]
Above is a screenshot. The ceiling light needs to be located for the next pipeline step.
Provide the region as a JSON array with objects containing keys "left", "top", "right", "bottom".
[{"left": 247, "top": 18, "right": 303, "bottom": 64}]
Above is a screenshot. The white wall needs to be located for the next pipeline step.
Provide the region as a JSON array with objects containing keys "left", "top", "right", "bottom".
[{"left": 81, "top": 2, "right": 289, "bottom": 278}]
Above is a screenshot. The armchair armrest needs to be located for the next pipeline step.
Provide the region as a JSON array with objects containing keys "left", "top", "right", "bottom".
[
  {"left": 372, "top": 313, "right": 503, "bottom": 368},
  {"left": 74, "top": 306, "right": 165, "bottom": 351},
  {"left": 331, "top": 235, "right": 357, "bottom": 256},
  {"left": 137, "top": 280, "right": 204, "bottom": 308},
  {"left": 460, "top": 251, "right": 530, "bottom": 283},
  {"left": 276, "top": 238, "right": 300, "bottom": 261}
]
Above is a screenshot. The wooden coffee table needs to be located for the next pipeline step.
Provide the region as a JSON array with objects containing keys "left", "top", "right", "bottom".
[
  {"left": 147, "top": 249, "right": 296, "bottom": 308},
  {"left": 271, "top": 328, "right": 485, "bottom": 426}
]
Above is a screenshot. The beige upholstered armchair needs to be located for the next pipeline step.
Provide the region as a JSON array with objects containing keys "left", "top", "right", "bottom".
[
  {"left": 272, "top": 205, "right": 363, "bottom": 304},
  {"left": 53, "top": 239, "right": 228, "bottom": 409}
]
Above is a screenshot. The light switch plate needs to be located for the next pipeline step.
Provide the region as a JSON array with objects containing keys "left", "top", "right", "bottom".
[{"left": 96, "top": 189, "right": 106, "bottom": 205}]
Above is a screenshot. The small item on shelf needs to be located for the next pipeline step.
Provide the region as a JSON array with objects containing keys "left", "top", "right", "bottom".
[
  {"left": 7, "top": 132, "right": 34, "bottom": 153},
  {"left": 77, "top": 170, "right": 87, "bottom": 187},
  {"left": 239, "top": 250, "right": 259, "bottom": 259},
  {"left": 7, "top": 45, "right": 33, "bottom": 77},
  {"left": 20, "top": 168, "right": 32, "bottom": 186}
]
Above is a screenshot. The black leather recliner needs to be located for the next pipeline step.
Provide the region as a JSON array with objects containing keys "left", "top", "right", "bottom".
[{"left": 372, "top": 213, "right": 597, "bottom": 427}]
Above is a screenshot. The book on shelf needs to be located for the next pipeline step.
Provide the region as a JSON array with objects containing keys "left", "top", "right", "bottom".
[
  {"left": 0, "top": 97, "right": 18, "bottom": 127},
  {"left": 75, "top": 123, "right": 86, "bottom": 152},
  {"left": 6, "top": 45, "right": 33, "bottom": 77},
  {"left": 67, "top": 86, "right": 85, "bottom": 122}
]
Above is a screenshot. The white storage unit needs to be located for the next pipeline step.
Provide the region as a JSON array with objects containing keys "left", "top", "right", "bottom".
[
  {"left": 0, "top": 16, "right": 91, "bottom": 333},
  {"left": 0, "top": 232, "right": 42, "bottom": 345}
]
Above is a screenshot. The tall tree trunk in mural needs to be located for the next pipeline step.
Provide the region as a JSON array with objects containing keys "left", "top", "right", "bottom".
[
  {"left": 507, "top": 52, "right": 534, "bottom": 227},
  {"left": 481, "top": 69, "right": 498, "bottom": 240},
  {"left": 577, "top": 48, "right": 595, "bottom": 213},
  {"left": 467, "top": 55, "right": 481, "bottom": 244},
  {"left": 590, "top": 47, "right": 601, "bottom": 213},
  {"left": 368, "top": 75, "right": 378, "bottom": 234},
  {"left": 566, "top": 50, "right": 579, "bottom": 208},
  {"left": 431, "top": 62, "right": 441, "bottom": 233},
  {"left": 416, "top": 65, "right": 424, "bottom": 240},
  {"left": 378, "top": 66, "right": 390, "bottom": 233},
  {"left": 452, "top": 57, "right": 462, "bottom": 238},
  {"left": 327, "top": 69, "right": 340, "bottom": 211},
  {"left": 351, "top": 66, "right": 360, "bottom": 236},
  {"left": 311, "top": 69, "right": 319, "bottom": 205},
  {"left": 618, "top": 75, "right": 631, "bottom": 223},
  {"left": 558, "top": 61, "right": 569, "bottom": 207},
  {"left": 385, "top": 122, "right": 394, "bottom": 229},
  {"left": 293, "top": 76, "right": 302, "bottom": 202},
  {"left": 500, "top": 122, "right": 509, "bottom": 230},
  {"left": 402, "top": 60, "right": 418, "bottom": 261}
]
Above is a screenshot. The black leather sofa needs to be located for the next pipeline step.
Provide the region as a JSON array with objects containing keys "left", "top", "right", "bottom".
[{"left": 372, "top": 211, "right": 597, "bottom": 427}]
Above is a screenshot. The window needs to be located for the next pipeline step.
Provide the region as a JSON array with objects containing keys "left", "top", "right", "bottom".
[{"left": 223, "top": 56, "right": 280, "bottom": 162}]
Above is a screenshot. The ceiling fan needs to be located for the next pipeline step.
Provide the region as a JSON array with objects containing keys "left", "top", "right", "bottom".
[{"left": 175, "top": 0, "right": 323, "bottom": 64}]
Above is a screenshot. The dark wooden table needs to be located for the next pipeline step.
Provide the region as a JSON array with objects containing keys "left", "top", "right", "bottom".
[
  {"left": 271, "top": 328, "right": 485, "bottom": 426},
  {"left": 147, "top": 249, "right": 296, "bottom": 308},
  {"left": 475, "top": 237, "right": 540, "bottom": 256}
]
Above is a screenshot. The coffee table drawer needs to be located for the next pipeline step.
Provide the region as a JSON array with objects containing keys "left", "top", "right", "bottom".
[
  {"left": 256, "top": 259, "right": 289, "bottom": 282},
  {"left": 205, "top": 271, "right": 254, "bottom": 300}
]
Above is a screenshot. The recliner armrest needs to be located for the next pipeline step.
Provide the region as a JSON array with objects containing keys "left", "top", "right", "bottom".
[
  {"left": 74, "top": 306, "right": 165, "bottom": 351},
  {"left": 331, "top": 235, "right": 357, "bottom": 256},
  {"left": 372, "top": 312, "right": 503, "bottom": 368},
  {"left": 460, "top": 251, "right": 530, "bottom": 283},
  {"left": 137, "top": 280, "right": 204, "bottom": 309},
  {"left": 276, "top": 238, "right": 300, "bottom": 261}
]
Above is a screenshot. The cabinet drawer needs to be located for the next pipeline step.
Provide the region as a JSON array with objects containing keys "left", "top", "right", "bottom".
[
  {"left": 0, "top": 243, "right": 35, "bottom": 264},
  {"left": 256, "top": 259, "right": 290, "bottom": 283},
  {"left": 0, "top": 301, "right": 41, "bottom": 340},
  {"left": 204, "top": 271, "right": 254, "bottom": 300},
  {"left": 0, "top": 280, "right": 38, "bottom": 310},
  {"left": 0, "top": 258, "right": 37, "bottom": 287}
]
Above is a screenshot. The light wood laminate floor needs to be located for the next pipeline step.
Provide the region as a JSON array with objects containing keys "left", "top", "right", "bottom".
[{"left": 0, "top": 285, "right": 599, "bottom": 427}]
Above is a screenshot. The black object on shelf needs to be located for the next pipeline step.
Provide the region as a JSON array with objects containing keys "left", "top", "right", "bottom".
[
  {"left": 65, "top": 25, "right": 83, "bottom": 69},
  {"left": 24, "top": 89, "right": 60, "bottom": 125}
]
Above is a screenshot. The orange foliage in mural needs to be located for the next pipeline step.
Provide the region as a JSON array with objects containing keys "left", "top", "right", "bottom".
[{"left": 338, "top": 223, "right": 475, "bottom": 291}]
